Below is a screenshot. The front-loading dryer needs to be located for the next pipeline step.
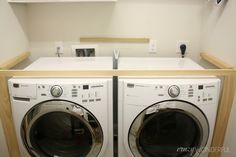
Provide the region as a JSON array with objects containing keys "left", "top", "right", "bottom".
[
  {"left": 118, "top": 57, "right": 221, "bottom": 157},
  {"left": 8, "top": 57, "right": 113, "bottom": 157}
]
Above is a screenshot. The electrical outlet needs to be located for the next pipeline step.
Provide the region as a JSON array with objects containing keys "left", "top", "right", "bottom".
[
  {"left": 176, "top": 41, "right": 189, "bottom": 54},
  {"left": 55, "top": 41, "right": 64, "bottom": 55},
  {"left": 149, "top": 39, "right": 157, "bottom": 54}
]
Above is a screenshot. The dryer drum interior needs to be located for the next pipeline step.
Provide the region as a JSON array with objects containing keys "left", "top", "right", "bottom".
[
  {"left": 21, "top": 100, "right": 103, "bottom": 157},
  {"left": 128, "top": 100, "right": 209, "bottom": 157}
]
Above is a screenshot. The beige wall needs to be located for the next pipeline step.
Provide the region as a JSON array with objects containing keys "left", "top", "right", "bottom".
[
  {"left": 202, "top": 0, "right": 236, "bottom": 156},
  {"left": 28, "top": 0, "right": 204, "bottom": 61},
  {"left": 0, "top": 121, "right": 9, "bottom": 157}
]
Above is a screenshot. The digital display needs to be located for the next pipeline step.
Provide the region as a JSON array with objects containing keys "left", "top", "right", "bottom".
[
  {"left": 13, "top": 83, "right": 19, "bottom": 88},
  {"left": 198, "top": 85, "right": 204, "bottom": 90},
  {"left": 83, "top": 85, "right": 89, "bottom": 90}
]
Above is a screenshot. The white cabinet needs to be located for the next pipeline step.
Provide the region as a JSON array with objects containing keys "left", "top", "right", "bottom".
[{"left": 8, "top": 0, "right": 117, "bottom": 3}]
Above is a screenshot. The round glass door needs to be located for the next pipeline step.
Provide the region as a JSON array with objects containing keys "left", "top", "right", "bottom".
[
  {"left": 21, "top": 100, "right": 103, "bottom": 157},
  {"left": 128, "top": 100, "right": 209, "bottom": 157}
]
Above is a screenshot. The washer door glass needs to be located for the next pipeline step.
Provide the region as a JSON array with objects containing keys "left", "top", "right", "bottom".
[
  {"left": 21, "top": 100, "right": 103, "bottom": 157},
  {"left": 128, "top": 100, "right": 209, "bottom": 157}
]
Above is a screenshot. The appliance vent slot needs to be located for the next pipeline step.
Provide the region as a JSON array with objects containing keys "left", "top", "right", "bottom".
[{"left": 13, "top": 97, "right": 30, "bottom": 102}]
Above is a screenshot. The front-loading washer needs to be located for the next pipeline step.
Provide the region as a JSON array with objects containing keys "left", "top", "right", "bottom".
[
  {"left": 8, "top": 57, "right": 113, "bottom": 157},
  {"left": 118, "top": 57, "right": 221, "bottom": 157}
]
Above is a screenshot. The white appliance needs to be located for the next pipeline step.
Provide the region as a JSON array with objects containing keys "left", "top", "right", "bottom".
[
  {"left": 8, "top": 57, "right": 113, "bottom": 157},
  {"left": 118, "top": 57, "right": 221, "bottom": 157}
]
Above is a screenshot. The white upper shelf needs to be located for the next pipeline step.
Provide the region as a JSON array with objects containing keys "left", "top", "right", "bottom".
[{"left": 8, "top": 0, "right": 117, "bottom": 3}]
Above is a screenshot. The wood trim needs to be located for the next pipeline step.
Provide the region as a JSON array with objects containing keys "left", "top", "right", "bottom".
[
  {"left": 8, "top": 0, "right": 117, "bottom": 3},
  {"left": 209, "top": 75, "right": 236, "bottom": 157},
  {"left": 0, "top": 69, "right": 236, "bottom": 77},
  {"left": 0, "top": 52, "right": 30, "bottom": 70},
  {"left": 80, "top": 37, "right": 150, "bottom": 43},
  {"left": 0, "top": 77, "right": 21, "bottom": 157},
  {"left": 201, "top": 52, "right": 236, "bottom": 157},
  {"left": 200, "top": 52, "right": 234, "bottom": 69}
]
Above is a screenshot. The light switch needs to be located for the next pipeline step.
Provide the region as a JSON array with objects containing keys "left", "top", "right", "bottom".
[{"left": 149, "top": 39, "right": 157, "bottom": 54}]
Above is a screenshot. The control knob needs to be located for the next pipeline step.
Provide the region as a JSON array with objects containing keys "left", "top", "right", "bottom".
[
  {"left": 50, "top": 85, "right": 63, "bottom": 97},
  {"left": 168, "top": 85, "right": 180, "bottom": 98}
]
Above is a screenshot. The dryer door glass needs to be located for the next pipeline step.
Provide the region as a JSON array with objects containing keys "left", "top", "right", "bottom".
[
  {"left": 128, "top": 100, "right": 209, "bottom": 157},
  {"left": 21, "top": 100, "right": 103, "bottom": 157}
]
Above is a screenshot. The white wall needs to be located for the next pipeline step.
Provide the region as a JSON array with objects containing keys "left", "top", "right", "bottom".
[
  {"left": 28, "top": 0, "right": 204, "bottom": 61},
  {"left": 0, "top": 1, "right": 29, "bottom": 63},
  {"left": 202, "top": 0, "right": 236, "bottom": 65},
  {"left": 202, "top": 0, "right": 236, "bottom": 156}
]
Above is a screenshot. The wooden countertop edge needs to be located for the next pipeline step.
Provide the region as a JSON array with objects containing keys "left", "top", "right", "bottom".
[
  {"left": 200, "top": 52, "right": 234, "bottom": 69},
  {"left": 0, "top": 52, "right": 30, "bottom": 70},
  {"left": 0, "top": 69, "right": 235, "bottom": 77}
]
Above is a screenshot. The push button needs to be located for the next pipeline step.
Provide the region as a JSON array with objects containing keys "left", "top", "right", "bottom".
[{"left": 96, "top": 98, "right": 101, "bottom": 102}]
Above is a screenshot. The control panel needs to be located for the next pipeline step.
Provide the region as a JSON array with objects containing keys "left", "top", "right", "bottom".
[
  {"left": 125, "top": 81, "right": 220, "bottom": 104},
  {"left": 69, "top": 84, "right": 104, "bottom": 103},
  {"left": 10, "top": 82, "right": 106, "bottom": 104}
]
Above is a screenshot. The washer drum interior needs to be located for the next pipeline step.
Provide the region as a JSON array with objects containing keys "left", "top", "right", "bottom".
[
  {"left": 21, "top": 100, "right": 103, "bottom": 157},
  {"left": 128, "top": 100, "right": 209, "bottom": 157}
]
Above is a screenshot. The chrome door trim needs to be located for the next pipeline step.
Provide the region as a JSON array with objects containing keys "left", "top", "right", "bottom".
[
  {"left": 21, "top": 100, "right": 103, "bottom": 157},
  {"left": 128, "top": 100, "right": 209, "bottom": 157}
]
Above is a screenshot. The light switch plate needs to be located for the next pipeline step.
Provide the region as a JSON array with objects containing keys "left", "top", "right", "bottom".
[{"left": 149, "top": 39, "right": 157, "bottom": 54}]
